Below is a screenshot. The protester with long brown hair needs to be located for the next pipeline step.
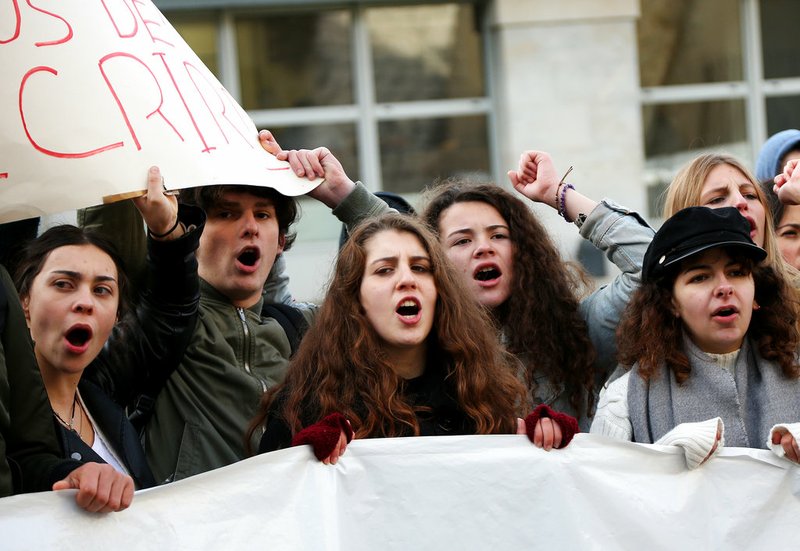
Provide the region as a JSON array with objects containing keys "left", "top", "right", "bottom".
[
  {"left": 422, "top": 153, "right": 653, "bottom": 427},
  {"left": 250, "top": 214, "right": 578, "bottom": 461}
]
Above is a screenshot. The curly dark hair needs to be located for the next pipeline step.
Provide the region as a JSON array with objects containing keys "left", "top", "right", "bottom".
[
  {"left": 247, "top": 214, "right": 527, "bottom": 450},
  {"left": 421, "top": 179, "right": 597, "bottom": 417},
  {"left": 618, "top": 252, "right": 800, "bottom": 384},
  {"left": 181, "top": 185, "right": 298, "bottom": 251}
]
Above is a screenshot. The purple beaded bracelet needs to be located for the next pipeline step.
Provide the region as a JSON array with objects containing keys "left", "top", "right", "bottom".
[{"left": 558, "top": 183, "right": 575, "bottom": 223}]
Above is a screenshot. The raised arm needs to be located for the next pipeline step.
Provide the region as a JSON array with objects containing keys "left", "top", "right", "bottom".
[
  {"left": 774, "top": 158, "right": 800, "bottom": 205},
  {"left": 508, "top": 150, "right": 654, "bottom": 382},
  {"left": 508, "top": 150, "right": 598, "bottom": 221},
  {"left": 85, "top": 167, "right": 203, "bottom": 408}
]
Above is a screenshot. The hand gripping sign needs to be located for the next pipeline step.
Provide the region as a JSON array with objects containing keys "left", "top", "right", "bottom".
[{"left": 0, "top": 0, "right": 318, "bottom": 223}]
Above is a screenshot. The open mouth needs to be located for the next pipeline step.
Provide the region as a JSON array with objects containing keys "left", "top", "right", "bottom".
[
  {"left": 712, "top": 306, "right": 738, "bottom": 317},
  {"left": 396, "top": 299, "right": 421, "bottom": 317},
  {"left": 65, "top": 326, "right": 92, "bottom": 347},
  {"left": 474, "top": 265, "right": 501, "bottom": 282},
  {"left": 745, "top": 217, "right": 757, "bottom": 237},
  {"left": 237, "top": 247, "right": 261, "bottom": 267}
]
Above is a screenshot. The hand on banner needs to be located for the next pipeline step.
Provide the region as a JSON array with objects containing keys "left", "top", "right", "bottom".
[
  {"left": 133, "top": 166, "right": 183, "bottom": 240},
  {"left": 773, "top": 159, "right": 800, "bottom": 205},
  {"left": 771, "top": 427, "right": 800, "bottom": 463},
  {"left": 655, "top": 418, "right": 724, "bottom": 470},
  {"left": 291, "top": 413, "right": 354, "bottom": 465},
  {"left": 519, "top": 404, "right": 579, "bottom": 451},
  {"left": 52, "top": 463, "right": 134, "bottom": 513}
]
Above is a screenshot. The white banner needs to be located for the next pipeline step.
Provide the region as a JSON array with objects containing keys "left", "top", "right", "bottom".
[
  {"left": 1, "top": 434, "right": 799, "bottom": 550},
  {"left": 0, "top": 0, "right": 316, "bottom": 223}
]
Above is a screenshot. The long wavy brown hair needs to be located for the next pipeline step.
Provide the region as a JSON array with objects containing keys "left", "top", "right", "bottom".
[
  {"left": 421, "top": 179, "right": 597, "bottom": 417},
  {"left": 247, "top": 214, "right": 527, "bottom": 448},
  {"left": 618, "top": 253, "right": 800, "bottom": 384}
]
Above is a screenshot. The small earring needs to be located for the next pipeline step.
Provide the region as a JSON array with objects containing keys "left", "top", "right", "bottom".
[{"left": 753, "top": 301, "right": 761, "bottom": 311}]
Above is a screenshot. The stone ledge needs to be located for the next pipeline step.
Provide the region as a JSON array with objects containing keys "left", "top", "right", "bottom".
[{"left": 492, "top": 0, "right": 640, "bottom": 27}]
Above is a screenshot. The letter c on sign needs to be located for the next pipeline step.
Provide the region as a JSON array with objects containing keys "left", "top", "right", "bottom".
[{"left": 19, "top": 66, "right": 124, "bottom": 159}]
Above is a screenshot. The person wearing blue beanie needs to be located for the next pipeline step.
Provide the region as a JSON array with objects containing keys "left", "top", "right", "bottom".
[
  {"left": 756, "top": 129, "right": 800, "bottom": 269},
  {"left": 755, "top": 129, "right": 800, "bottom": 183}
]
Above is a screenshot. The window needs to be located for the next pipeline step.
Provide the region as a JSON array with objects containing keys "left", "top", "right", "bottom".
[
  {"left": 638, "top": 0, "right": 800, "bottom": 217},
  {"left": 368, "top": 5, "right": 485, "bottom": 103},
  {"left": 379, "top": 115, "right": 489, "bottom": 193},
  {"left": 760, "top": 0, "right": 800, "bottom": 133},
  {"left": 170, "top": 12, "right": 220, "bottom": 77},
  {"left": 168, "top": 2, "right": 492, "bottom": 203},
  {"left": 236, "top": 11, "right": 354, "bottom": 110},
  {"left": 760, "top": 0, "right": 800, "bottom": 80},
  {"left": 643, "top": 100, "right": 747, "bottom": 159},
  {"left": 638, "top": 0, "right": 742, "bottom": 88}
]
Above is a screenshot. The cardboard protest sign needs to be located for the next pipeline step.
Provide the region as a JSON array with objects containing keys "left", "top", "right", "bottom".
[{"left": 0, "top": 0, "right": 318, "bottom": 223}]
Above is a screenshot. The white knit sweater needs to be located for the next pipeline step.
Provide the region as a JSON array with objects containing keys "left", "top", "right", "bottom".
[{"left": 591, "top": 349, "right": 800, "bottom": 468}]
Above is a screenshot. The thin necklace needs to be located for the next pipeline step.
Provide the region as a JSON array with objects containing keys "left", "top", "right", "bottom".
[{"left": 53, "top": 392, "right": 78, "bottom": 432}]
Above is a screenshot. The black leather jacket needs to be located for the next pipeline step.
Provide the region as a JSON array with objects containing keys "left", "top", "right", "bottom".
[{"left": 74, "top": 204, "right": 204, "bottom": 488}]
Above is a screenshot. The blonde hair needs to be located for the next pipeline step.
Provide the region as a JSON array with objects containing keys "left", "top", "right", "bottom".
[{"left": 663, "top": 153, "right": 789, "bottom": 278}]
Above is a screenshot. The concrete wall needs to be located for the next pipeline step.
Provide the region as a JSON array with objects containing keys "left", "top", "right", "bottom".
[{"left": 489, "top": 0, "right": 645, "bottom": 262}]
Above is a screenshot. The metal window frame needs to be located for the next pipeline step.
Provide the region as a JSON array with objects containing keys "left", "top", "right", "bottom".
[
  {"left": 639, "top": 0, "right": 800, "bottom": 163},
  {"left": 187, "top": 2, "right": 494, "bottom": 192}
]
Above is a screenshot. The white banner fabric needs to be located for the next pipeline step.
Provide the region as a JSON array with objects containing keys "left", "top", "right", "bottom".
[
  {"left": 1, "top": 434, "right": 799, "bottom": 550},
  {"left": 0, "top": 0, "right": 317, "bottom": 223}
]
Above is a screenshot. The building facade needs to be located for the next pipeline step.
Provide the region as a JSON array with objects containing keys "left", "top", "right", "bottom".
[{"left": 154, "top": 0, "right": 800, "bottom": 300}]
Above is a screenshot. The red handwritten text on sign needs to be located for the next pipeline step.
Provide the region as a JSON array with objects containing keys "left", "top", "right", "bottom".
[
  {"left": 0, "top": 0, "right": 318, "bottom": 224},
  {"left": 6, "top": 0, "right": 253, "bottom": 160}
]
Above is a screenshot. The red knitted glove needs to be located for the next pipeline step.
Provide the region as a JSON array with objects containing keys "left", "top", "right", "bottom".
[
  {"left": 291, "top": 413, "right": 354, "bottom": 461},
  {"left": 524, "top": 404, "right": 579, "bottom": 449}
]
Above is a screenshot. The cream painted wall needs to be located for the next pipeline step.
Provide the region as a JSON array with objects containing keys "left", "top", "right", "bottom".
[{"left": 484, "top": 0, "right": 646, "bottom": 279}]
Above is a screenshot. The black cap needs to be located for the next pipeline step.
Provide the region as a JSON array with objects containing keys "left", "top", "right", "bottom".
[{"left": 643, "top": 206, "right": 766, "bottom": 282}]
